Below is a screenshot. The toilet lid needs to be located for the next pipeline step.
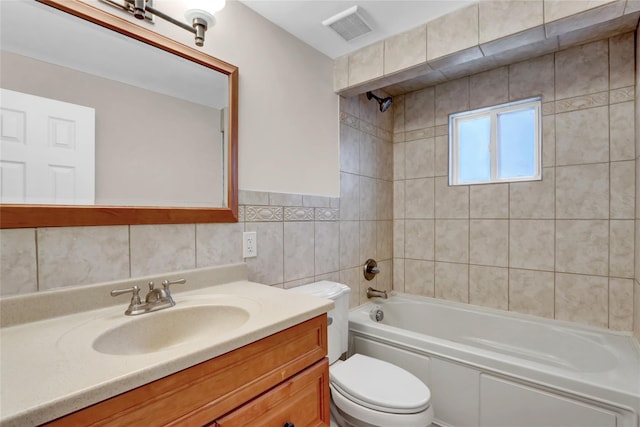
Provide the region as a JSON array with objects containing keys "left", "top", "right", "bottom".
[{"left": 330, "top": 354, "right": 431, "bottom": 414}]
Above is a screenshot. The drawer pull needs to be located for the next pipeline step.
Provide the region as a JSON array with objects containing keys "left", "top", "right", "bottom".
[{"left": 284, "top": 423, "right": 295, "bottom": 427}]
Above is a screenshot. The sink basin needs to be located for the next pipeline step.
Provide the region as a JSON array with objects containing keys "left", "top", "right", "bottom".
[{"left": 93, "top": 305, "right": 250, "bottom": 355}]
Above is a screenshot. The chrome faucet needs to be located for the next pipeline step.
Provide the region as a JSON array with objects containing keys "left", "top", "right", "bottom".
[
  {"left": 111, "top": 278, "right": 186, "bottom": 315},
  {"left": 366, "top": 287, "right": 388, "bottom": 299}
]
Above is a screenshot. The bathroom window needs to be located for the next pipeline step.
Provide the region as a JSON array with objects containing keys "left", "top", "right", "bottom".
[{"left": 449, "top": 97, "right": 541, "bottom": 186}]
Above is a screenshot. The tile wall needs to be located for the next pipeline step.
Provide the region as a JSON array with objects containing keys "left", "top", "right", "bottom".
[
  {"left": 392, "top": 34, "right": 636, "bottom": 331},
  {"left": 634, "top": 26, "right": 640, "bottom": 341}
]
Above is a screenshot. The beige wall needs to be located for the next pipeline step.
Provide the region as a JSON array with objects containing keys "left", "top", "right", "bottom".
[
  {"left": 392, "top": 34, "right": 635, "bottom": 331},
  {"left": 635, "top": 27, "right": 640, "bottom": 341},
  {"left": 93, "top": 0, "right": 341, "bottom": 197},
  {"left": 1, "top": 51, "right": 223, "bottom": 206}
]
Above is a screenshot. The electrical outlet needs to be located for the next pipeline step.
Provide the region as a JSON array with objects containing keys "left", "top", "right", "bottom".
[{"left": 243, "top": 231, "right": 257, "bottom": 258}]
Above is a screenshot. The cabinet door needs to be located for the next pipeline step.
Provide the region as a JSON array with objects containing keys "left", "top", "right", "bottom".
[{"left": 214, "top": 359, "right": 330, "bottom": 427}]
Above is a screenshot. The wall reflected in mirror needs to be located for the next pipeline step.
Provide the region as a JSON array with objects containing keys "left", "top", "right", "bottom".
[{"left": 1, "top": 0, "right": 229, "bottom": 207}]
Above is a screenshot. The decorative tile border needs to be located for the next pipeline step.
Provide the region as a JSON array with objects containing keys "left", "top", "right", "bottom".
[
  {"left": 610, "top": 86, "right": 634, "bottom": 104},
  {"left": 555, "top": 91, "right": 608, "bottom": 114},
  {"left": 340, "top": 112, "right": 359, "bottom": 128},
  {"left": 244, "top": 206, "right": 283, "bottom": 222},
  {"left": 405, "top": 127, "right": 435, "bottom": 141},
  {"left": 284, "top": 207, "right": 314, "bottom": 221},
  {"left": 315, "top": 208, "right": 340, "bottom": 221},
  {"left": 542, "top": 101, "right": 555, "bottom": 116}
]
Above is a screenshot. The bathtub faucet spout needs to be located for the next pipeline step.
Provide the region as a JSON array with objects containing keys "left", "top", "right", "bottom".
[{"left": 367, "top": 287, "right": 388, "bottom": 299}]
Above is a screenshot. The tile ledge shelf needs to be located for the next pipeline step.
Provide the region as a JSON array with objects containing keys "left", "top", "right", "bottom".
[{"left": 335, "top": 0, "right": 640, "bottom": 97}]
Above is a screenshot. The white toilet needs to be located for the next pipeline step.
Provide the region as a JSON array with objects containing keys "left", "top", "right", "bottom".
[{"left": 291, "top": 281, "right": 433, "bottom": 427}]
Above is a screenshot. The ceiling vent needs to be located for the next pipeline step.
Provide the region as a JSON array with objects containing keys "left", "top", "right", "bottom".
[{"left": 322, "top": 6, "right": 372, "bottom": 42}]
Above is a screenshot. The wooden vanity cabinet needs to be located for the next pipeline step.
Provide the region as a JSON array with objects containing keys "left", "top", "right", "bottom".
[{"left": 43, "top": 315, "right": 329, "bottom": 427}]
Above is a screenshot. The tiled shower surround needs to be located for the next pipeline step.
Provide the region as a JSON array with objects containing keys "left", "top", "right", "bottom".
[
  {"left": 392, "top": 34, "right": 636, "bottom": 331},
  {"left": 0, "top": 33, "right": 636, "bottom": 336}
]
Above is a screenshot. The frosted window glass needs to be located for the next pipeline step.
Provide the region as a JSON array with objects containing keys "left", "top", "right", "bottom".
[
  {"left": 497, "top": 108, "right": 535, "bottom": 179},
  {"left": 459, "top": 116, "right": 490, "bottom": 183}
]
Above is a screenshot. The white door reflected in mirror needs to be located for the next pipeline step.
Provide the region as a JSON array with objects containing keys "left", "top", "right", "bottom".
[{"left": 1, "top": 89, "right": 95, "bottom": 205}]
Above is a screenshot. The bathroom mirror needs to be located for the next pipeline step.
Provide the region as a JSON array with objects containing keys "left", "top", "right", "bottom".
[{"left": 0, "top": 0, "right": 238, "bottom": 228}]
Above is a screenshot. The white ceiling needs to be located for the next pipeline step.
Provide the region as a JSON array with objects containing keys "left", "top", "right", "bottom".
[{"left": 238, "top": 0, "right": 473, "bottom": 59}]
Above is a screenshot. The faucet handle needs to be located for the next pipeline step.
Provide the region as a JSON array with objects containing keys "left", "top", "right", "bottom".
[
  {"left": 110, "top": 285, "right": 142, "bottom": 305},
  {"left": 161, "top": 278, "right": 186, "bottom": 291}
]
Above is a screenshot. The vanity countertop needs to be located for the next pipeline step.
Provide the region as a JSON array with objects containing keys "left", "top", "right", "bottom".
[{"left": 0, "top": 264, "right": 333, "bottom": 426}]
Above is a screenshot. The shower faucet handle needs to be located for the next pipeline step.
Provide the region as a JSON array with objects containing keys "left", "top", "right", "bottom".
[{"left": 363, "top": 258, "right": 380, "bottom": 281}]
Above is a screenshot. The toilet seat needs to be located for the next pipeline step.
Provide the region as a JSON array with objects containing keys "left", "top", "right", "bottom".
[{"left": 330, "top": 354, "right": 431, "bottom": 414}]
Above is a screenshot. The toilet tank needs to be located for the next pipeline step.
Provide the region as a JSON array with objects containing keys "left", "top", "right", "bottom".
[{"left": 289, "top": 281, "right": 350, "bottom": 364}]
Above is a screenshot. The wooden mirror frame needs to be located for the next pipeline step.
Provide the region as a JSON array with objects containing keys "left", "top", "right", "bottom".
[{"left": 0, "top": 0, "right": 238, "bottom": 228}]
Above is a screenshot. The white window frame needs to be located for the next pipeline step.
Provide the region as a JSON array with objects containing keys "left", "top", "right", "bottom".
[{"left": 449, "top": 97, "right": 542, "bottom": 186}]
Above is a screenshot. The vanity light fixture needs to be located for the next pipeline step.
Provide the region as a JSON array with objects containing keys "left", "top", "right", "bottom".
[{"left": 101, "top": 0, "right": 225, "bottom": 47}]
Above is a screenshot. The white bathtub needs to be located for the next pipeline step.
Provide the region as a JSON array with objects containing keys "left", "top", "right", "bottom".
[{"left": 348, "top": 294, "right": 640, "bottom": 427}]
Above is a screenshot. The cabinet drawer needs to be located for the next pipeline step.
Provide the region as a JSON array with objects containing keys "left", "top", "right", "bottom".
[
  {"left": 44, "top": 315, "right": 327, "bottom": 427},
  {"left": 214, "top": 359, "right": 330, "bottom": 427}
]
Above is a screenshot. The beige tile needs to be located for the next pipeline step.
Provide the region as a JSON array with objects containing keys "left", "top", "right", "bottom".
[
  {"left": 544, "top": 0, "right": 617, "bottom": 22},
  {"left": 129, "top": 224, "right": 195, "bottom": 278},
  {"left": 609, "top": 278, "right": 633, "bottom": 330},
  {"left": 555, "top": 273, "right": 608, "bottom": 328},
  {"left": 348, "top": 42, "right": 384, "bottom": 86},
  {"left": 469, "top": 266, "right": 508, "bottom": 311},
  {"left": 545, "top": 0, "right": 625, "bottom": 37},
  {"left": 405, "top": 259, "right": 435, "bottom": 297},
  {"left": 376, "top": 179, "right": 393, "bottom": 221},
  {"left": 245, "top": 222, "right": 283, "bottom": 286},
  {"left": 404, "top": 87, "right": 435, "bottom": 132},
  {"left": 435, "top": 219, "right": 469, "bottom": 263},
  {"left": 556, "top": 163, "right": 609, "bottom": 219},
  {"left": 494, "top": 35, "right": 559, "bottom": 67},
  {"left": 509, "top": 269, "right": 555, "bottom": 318},
  {"left": 384, "top": 25, "right": 427, "bottom": 75},
  {"left": 479, "top": 0, "right": 543, "bottom": 44},
  {"left": 470, "top": 220, "right": 509, "bottom": 267},
  {"left": 434, "top": 135, "right": 449, "bottom": 177},
  {"left": 359, "top": 176, "right": 376, "bottom": 220},
  {"left": 405, "top": 178, "right": 435, "bottom": 219},
  {"left": 556, "top": 220, "right": 609, "bottom": 276},
  {"left": 377, "top": 139, "right": 393, "bottom": 181},
  {"left": 555, "top": 92, "right": 608, "bottom": 114},
  {"left": 611, "top": 160, "right": 635, "bottom": 219},
  {"left": 436, "top": 49, "right": 492, "bottom": 78},
  {"left": 555, "top": 40, "right": 609, "bottom": 100},
  {"left": 542, "top": 115, "right": 556, "bottom": 167},
  {"left": 315, "top": 222, "right": 340, "bottom": 275},
  {"left": 340, "top": 172, "right": 359, "bottom": 221},
  {"left": 340, "top": 123, "right": 360, "bottom": 174},
  {"left": 555, "top": 106, "right": 609, "bottom": 166},
  {"left": 196, "top": 223, "right": 243, "bottom": 268},
  {"left": 635, "top": 281, "right": 640, "bottom": 341},
  {"left": 435, "top": 262, "right": 469, "bottom": 303},
  {"left": 405, "top": 138, "right": 435, "bottom": 179},
  {"left": 509, "top": 220, "right": 555, "bottom": 271},
  {"left": 610, "top": 102, "right": 635, "bottom": 161},
  {"left": 610, "top": 220, "right": 634, "bottom": 278},
  {"left": 405, "top": 219, "right": 435, "bottom": 261},
  {"left": 393, "top": 94, "right": 405, "bottom": 133},
  {"left": 359, "top": 132, "right": 377, "bottom": 178},
  {"left": 394, "top": 142, "right": 406, "bottom": 180},
  {"left": 394, "top": 220, "right": 405, "bottom": 258},
  {"left": 340, "top": 221, "right": 360, "bottom": 270},
  {"left": 377, "top": 259, "right": 393, "bottom": 292},
  {"left": 610, "top": 32, "right": 635, "bottom": 89},
  {"left": 480, "top": 27, "right": 546, "bottom": 57},
  {"left": 557, "top": 12, "right": 638, "bottom": 49},
  {"left": 340, "top": 266, "right": 363, "bottom": 308},
  {"left": 470, "top": 184, "right": 509, "bottom": 219},
  {"left": 435, "top": 177, "right": 469, "bottom": 219},
  {"left": 340, "top": 95, "right": 360, "bottom": 118},
  {"left": 393, "top": 258, "right": 405, "bottom": 293},
  {"left": 427, "top": 4, "right": 479, "bottom": 61},
  {"left": 1, "top": 228, "right": 37, "bottom": 296},
  {"left": 469, "top": 67, "right": 509, "bottom": 109},
  {"left": 359, "top": 220, "right": 377, "bottom": 265},
  {"left": 393, "top": 180, "right": 405, "bottom": 220},
  {"left": 435, "top": 77, "right": 470, "bottom": 126},
  {"left": 334, "top": 55, "right": 349, "bottom": 91},
  {"left": 509, "top": 54, "right": 555, "bottom": 102},
  {"left": 510, "top": 168, "right": 555, "bottom": 219},
  {"left": 377, "top": 220, "right": 393, "bottom": 261}
]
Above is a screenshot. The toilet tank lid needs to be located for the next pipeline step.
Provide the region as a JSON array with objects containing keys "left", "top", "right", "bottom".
[{"left": 289, "top": 281, "right": 350, "bottom": 299}]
